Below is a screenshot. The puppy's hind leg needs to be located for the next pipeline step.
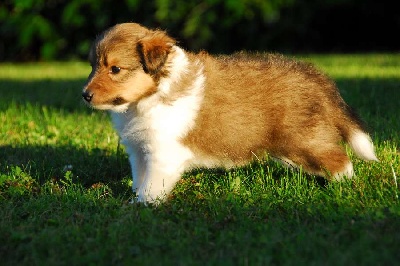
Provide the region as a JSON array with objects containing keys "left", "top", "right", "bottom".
[
  {"left": 286, "top": 143, "right": 354, "bottom": 181},
  {"left": 305, "top": 146, "right": 355, "bottom": 181}
]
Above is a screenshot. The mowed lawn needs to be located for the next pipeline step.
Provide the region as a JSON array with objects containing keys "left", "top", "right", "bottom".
[{"left": 0, "top": 54, "right": 399, "bottom": 265}]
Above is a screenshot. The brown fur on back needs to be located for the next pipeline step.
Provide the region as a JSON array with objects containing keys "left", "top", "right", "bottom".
[{"left": 181, "top": 53, "right": 363, "bottom": 176}]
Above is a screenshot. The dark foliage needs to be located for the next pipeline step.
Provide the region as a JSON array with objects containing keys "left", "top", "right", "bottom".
[{"left": 0, "top": 0, "right": 398, "bottom": 61}]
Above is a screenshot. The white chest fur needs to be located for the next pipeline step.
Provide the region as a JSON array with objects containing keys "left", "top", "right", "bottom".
[{"left": 110, "top": 47, "right": 205, "bottom": 202}]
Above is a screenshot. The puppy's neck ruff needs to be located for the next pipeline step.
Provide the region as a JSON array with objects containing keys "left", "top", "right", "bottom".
[
  {"left": 157, "top": 46, "right": 189, "bottom": 96},
  {"left": 114, "top": 45, "right": 205, "bottom": 147}
]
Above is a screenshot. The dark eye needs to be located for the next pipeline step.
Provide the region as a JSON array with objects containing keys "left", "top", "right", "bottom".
[{"left": 111, "top": 66, "right": 121, "bottom": 74}]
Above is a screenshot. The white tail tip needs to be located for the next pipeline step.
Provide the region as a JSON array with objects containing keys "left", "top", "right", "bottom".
[{"left": 349, "top": 131, "right": 379, "bottom": 161}]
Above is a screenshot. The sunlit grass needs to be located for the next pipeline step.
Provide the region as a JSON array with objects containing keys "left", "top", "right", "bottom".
[
  {"left": 0, "top": 62, "right": 90, "bottom": 80},
  {"left": 301, "top": 53, "right": 400, "bottom": 79}
]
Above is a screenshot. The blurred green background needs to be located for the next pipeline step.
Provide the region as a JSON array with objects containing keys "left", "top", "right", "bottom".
[{"left": 0, "top": 0, "right": 398, "bottom": 61}]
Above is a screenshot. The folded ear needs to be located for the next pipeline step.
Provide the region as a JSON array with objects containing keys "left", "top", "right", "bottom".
[{"left": 137, "top": 31, "right": 176, "bottom": 76}]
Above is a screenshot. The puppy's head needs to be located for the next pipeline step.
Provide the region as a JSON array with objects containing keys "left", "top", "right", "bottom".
[{"left": 82, "top": 23, "right": 175, "bottom": 112}]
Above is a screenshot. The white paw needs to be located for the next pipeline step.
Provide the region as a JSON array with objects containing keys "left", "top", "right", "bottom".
[{"left": 332, "top": 162, "right": 355, "bottom": 181}]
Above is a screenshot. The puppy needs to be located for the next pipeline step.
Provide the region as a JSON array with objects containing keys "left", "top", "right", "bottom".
[{"left": 82, "top": 23, "right": 378, "bottom": 203}]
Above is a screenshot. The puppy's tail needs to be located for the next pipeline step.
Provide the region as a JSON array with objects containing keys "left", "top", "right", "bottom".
[
  {"left": 347, "top": 130, "right": 379, "bottom": 161},
  {"left": 339, "top": 106, "right": 379, "bottom": 162}
]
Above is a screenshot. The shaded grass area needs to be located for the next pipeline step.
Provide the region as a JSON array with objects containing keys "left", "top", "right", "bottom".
[
  {"left": 1, "top": 56, "right": 399, "bottom": 265},
  {"left": 3, "top": 188, "right": 400, "bottom": 265}
]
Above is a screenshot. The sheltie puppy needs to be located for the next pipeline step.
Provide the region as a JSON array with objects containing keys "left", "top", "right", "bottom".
[{"left": 82, "top": 23, "right": 378, "bottom": 203}]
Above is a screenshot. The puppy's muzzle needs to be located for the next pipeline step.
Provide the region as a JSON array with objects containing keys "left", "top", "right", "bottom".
[{"left": 82, "top": 90, "right": 94, "bottom": 103}]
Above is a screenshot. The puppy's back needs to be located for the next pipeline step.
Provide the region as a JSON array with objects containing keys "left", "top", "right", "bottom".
[{"left": 182, "top": 53, "right": 369, "bottom": 170}]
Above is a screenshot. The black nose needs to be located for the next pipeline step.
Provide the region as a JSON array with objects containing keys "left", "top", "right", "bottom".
[{"left": 82, "top": 91, "right": 94, "bottom": 102}]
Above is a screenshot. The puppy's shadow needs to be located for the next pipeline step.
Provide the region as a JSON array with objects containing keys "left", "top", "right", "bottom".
[{"left": 0, "top": 144, "right": 131, "bottom": 193}]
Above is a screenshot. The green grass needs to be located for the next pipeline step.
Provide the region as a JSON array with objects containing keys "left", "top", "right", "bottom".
[{"left": 1, "top": 54, "right": 399, "bottom": 265}]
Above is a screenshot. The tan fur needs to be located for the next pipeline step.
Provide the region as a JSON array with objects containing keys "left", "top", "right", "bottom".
[
  {"left": 83, "top": 23, "right": 377, "bottom": 182},
  {"left": 181, "top": 53, "right": 361, "bottom": 177}
]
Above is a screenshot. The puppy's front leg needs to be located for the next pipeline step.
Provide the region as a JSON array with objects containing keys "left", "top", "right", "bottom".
[
  {"left": 136, "top": 153, "right": 185, "bottom": 204},
  {"left": 124, "top": 144, "right": 147, "bottom": 193}
]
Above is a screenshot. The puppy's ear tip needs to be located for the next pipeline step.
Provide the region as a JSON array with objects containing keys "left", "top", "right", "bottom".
[{"left": 136, "top": 31, "right": 175, "bottom": 76}]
